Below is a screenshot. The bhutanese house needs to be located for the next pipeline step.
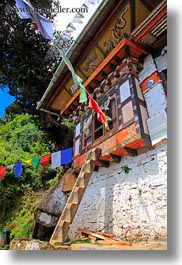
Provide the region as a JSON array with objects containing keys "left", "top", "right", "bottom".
[{"left": 37, "top": 0, "right": 167, "bottom": 244}]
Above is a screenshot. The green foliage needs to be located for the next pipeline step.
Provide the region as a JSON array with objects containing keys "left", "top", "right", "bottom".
[
  {"left": 0, "top": 0, "right": 59, "bottom": 114},
  {"left": 121, "top": 165, "right": 132, "bottom": 174},
  {"left": 0, "top": 245, "right": 10, "bottom": 250},
  {"left": 0, "top": 114, "right": 58, "bottom": 230},
  {"left": 61, "top": 118, "right": 74, "bottom": 130},
  {"left": 0, "top": 114, "right": 50, "bottom": 165}
]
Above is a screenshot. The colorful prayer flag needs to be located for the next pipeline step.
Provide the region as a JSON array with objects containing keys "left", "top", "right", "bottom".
[
  {"left": 56, "top": 45, "right": 87, "bottom": 103},
  {"left": 88, "top": 96, "right": 106, "bottom": 123},
  {"left": 15, "top": 162, "right": 23, "bottom": 178},
  {"left": 0, "top": 166, "right": 7, "bottom": 180},
  {"left": 79, "top": 84, "right": 87, "bottom": 103},
  {"left": 15, "top": 0, "right": 53, "bottom": 40},
  {"left": 7, "top": 164, "right": 15, "bottom": 170},
  {"left": 51, "top": 151, "right": 61, "bottom": 169},
  {"left": 23, "top": 159, "right": 32, "bottom": 166},
  {"left": 15, "top": 0, "right": 32, "bottom": 19},
  {"left": 61, "top": 148, "right": 73, "bottom": 165},
  {"left": 40, "top": 154, "right": 51, "bottom": 167},
  {"left": 32, "top": 157, "right": 40, "bottom": 168}
]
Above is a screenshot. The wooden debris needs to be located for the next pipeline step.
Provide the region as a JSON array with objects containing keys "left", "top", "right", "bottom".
[
  {"left": 88, "top": 235, "right": 97, "bottom": 243},
  {"left": 77, "top": 228, "right": 133, "bottom": 246},
  {"left": 97, "top": 240, "right": 132, "bottom": 246},
  {"left": 96, "top": 231, "right": 115, "bottom": 238},
  {"left": 78, "top": 228, "right": 105, "bottom": 240},
  {"left": 54, "top": 245, "right": 71, "bottom": 250}
]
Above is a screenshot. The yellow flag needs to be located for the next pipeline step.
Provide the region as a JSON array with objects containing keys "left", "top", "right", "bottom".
[{"left": 23, "top": 159, "right": 32, "bottom": 166}]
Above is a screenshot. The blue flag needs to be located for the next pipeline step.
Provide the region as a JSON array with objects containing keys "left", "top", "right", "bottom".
[
  {"left": 61, "top": 148, "right": 73, "bottom": 165},
  {"left": 15, "top": 162, "right": 23, "bottom": 178},
  {"left": 15, "top": 0, "right": 53, "bottom": 40}
]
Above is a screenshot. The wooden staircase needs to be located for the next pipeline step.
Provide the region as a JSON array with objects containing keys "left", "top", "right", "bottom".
[{"left": 49, "top": 147, "right": 101, "bottom": 246}]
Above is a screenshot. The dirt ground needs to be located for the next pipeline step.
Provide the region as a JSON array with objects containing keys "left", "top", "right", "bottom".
[{"left": 69, "top": 240, "right": 167, "bottom": 250}]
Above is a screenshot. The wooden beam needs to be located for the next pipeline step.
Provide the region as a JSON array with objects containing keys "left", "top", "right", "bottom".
[
  {"left": 132, "top": 1, "right": 167, "bottom": 41},
  {"left": 99, "top": 160, "right": 110, "bottom": 168},
  {"left": 124, "top": 147, "right": 137, "bottom": 156},
  {"left": 94, "top": 165, "right": 99, "bottom": 172},
  {"left": 110, "top": 154, "right": 121, "bottom": 163}
]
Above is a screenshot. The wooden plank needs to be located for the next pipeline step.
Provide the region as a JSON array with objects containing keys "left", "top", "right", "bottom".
[
  {"left": 110, "top": 154, "right": 121, "bottom": 163},
  {"left": 124, "top": 147, "right": 137, "bottom": 156},
  {"left": 88, "top": 235, "right": 97, "bottom": 243},
  {"left": 96, "top": 231, "right": 115, "bottom": 239},
  {"left": 78, "top": 228, "right": 105, "bottom": 240},
  {"left": 78, "top": 228, "right": 115, "bottom": 241},
  {"left": 97, "top": 240, "right": 132, "bottom": 246},
  {"left": 99, "top": 160, "right": 110, "bottom": 168},
  {"left": 50, "top": 148, "right": 101, "bottom": 245}
]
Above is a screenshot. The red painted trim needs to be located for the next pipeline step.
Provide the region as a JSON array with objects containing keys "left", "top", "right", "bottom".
[
  {"left": 47, "top": 0, "right": 125, "bottom": 108},
  {"left": 135, "top": 6, "right": 167, "bottom": 42}
]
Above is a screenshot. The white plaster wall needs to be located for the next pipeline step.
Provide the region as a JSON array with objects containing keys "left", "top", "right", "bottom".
[{"left": 68, "top": 142, "right": 167, "bottom": 241}]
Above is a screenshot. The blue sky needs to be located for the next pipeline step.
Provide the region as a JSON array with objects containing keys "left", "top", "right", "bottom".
[{"left": 0, "top": 88, "right": 15, "bottom": 118}]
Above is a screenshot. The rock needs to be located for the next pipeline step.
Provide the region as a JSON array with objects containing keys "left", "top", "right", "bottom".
[
  {"left": 10, "top": 238, "right": 55, "bottom": 250},
  {"left": 32, "top": 178, "right": 68, "bottom": 240},
  {"left": 38, "top": 179, "right": 67, "bottom": 216}
]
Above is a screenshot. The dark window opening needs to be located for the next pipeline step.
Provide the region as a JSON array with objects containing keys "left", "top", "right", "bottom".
[
  {"left": 94, "top": 115, "right": 104, "bottom": 140},
  {"left": 159, "top": 69, "right": 167, "bottom": 96},
  {"left": 105, "top": 97, "right": 117, "bottom": 130}
]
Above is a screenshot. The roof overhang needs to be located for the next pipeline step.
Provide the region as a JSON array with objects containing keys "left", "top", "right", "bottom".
[
  {"left": 132, "top": 0, "right": 167, "bottom": 49},
  {"left": 36, "top": 0, "right": 123, "bottom": 113},
  {"left": 37, "top": 0, "right": 167, "bottom": 116},
  {"left": 60, "top": 38, "right": 147, "bottom": 117}
]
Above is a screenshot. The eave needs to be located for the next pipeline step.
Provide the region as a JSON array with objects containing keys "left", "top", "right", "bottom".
[
  {"left": 36, "top": 0, "right": 124, "bottom": 113},
  {"left": 131, "top": 0, "right": 167, "bottom": 49},
  {"left": 60, "top": 38, "right": 147, "bottom": 117}
]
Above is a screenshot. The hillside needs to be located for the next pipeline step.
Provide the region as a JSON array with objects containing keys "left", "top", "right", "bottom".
[{"left": 0, "top": 114, "right": 69, "bottom": 249}]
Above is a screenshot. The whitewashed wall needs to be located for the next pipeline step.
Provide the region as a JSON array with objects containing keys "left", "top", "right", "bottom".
[{"left": 68, "top": 141, "right": 167, "bottom": 241}]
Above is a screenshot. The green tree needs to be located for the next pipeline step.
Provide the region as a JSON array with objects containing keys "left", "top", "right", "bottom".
[
  {"left": 0, "top": 0, "right": 59, "bottom": 114},
  {"left": 0, "top": 113, "right": 57, "bottom": 227}
]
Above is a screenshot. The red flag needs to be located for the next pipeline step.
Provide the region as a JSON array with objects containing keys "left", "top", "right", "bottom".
[
  {"left": 89, "top": 96, "right": 106, "bottom": 123},
  {"left": 0, "top": 166, "right": 7, "bottom": 180},
  {"left": 40, "top": 154, "right": 51, "bottom": 167},
  {"left": 32, "top": 22, "right": 39, "bottom": 32},
  {"left": 97, "top": 111, "right": 106, "bottom": 123}
]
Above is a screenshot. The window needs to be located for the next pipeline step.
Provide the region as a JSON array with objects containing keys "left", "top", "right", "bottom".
[
  {"left": 74, "top": 122, "right": 81, "bottom": 156},
  {"left": 82, "top": 94, "right": 118, "bottom": 148},
  {"left": 94, "top": 114, "right": 104, "bottom": 140},
  {"left": 119, "top": 79, "right": 134, "bottom": 125},
  {"left": 119, "top": 80, "right": 130, "bottom": 102},
  {"left": 94, "top": 95, "right": 117, "bottom": 141},
  {"left": 83, "top": 114, "right": 92, "bottom": 147}
]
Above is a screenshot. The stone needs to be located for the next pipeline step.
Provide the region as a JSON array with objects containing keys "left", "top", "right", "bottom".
[
  {"left": 10, "top": 239, "right": 55, "bottom": 250},
  {"left": 32, "top": 178, "right": 67, "bottom": 240}
]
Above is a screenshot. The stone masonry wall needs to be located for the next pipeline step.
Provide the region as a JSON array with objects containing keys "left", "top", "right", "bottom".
[{"left": 68, "top": 141, "right": 167, "bottom": 241}]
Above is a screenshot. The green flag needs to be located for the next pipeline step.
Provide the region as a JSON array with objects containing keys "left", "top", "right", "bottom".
[
  {"left": 32, "top": 157, "right": 40, "bottom": 168},
  {"left": 56, "top": 45, "right": 87, "bottom": 103},
  {"left": 79, "top": 84, "right": 87, "bottom": 103}
]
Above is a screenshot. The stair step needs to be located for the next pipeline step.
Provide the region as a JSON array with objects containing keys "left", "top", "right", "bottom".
[
  {"left": 49, "top": 148, "right": 101, "bottom": 245},
  {"left": 80, "top": 160, "right": 95, "bottom": 174}
]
